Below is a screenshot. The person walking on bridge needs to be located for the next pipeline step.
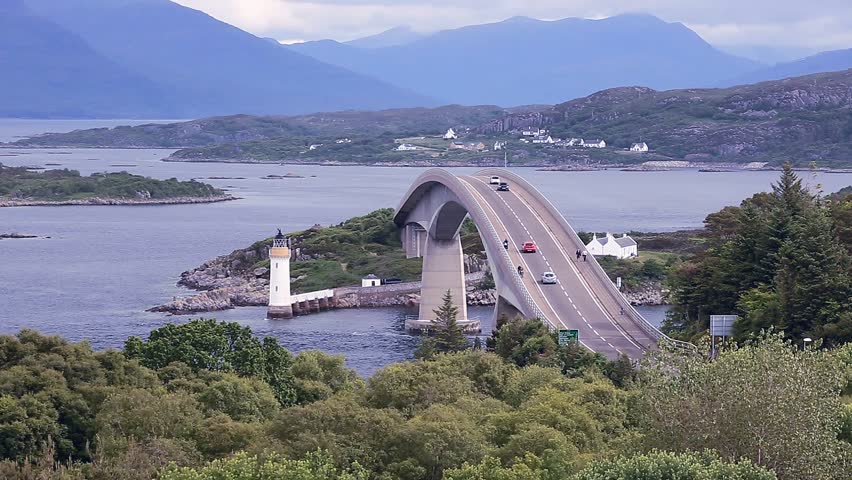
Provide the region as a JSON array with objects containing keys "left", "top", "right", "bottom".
[
  {"left": 582, "top": 250, "right": 588, "bottom": 262},
  {"left": 576, "top": 248, "right": 581, "bottom": 260},
  {"left": 517, "top": 265, "right": 524, "bottom": 278}
]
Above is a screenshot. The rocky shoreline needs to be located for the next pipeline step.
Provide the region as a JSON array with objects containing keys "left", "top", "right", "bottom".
[{"left": 0, "top": 195, "right": 237, "bottom": 208}]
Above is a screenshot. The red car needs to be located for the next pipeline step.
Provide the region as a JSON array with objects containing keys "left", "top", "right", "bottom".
[{"left": 521, "top": 241, "right": 537, "bottom": 253}]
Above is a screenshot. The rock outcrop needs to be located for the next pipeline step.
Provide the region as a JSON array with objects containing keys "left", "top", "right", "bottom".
[{"left": 623, "top": 281, "right": 668, "bottom": 306}]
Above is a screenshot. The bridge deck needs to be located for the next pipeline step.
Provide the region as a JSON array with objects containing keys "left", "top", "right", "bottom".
[{"left": 461, "top": 175, "right": 654, "bottom": 359}]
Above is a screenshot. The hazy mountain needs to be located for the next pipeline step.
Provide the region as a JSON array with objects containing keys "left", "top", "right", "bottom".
[
  {"left": 290, "top": 14, "right": 759, "bottom": 106},
  {"left": 0, "top": 0, "right": 172, "bottom": 118},
  {"left": 15, "top": 0, "right": 430, "bottom": 117},
  {"left": 728, "top": 48, "right": 852, "bottom": 85},
  {"left": 718, "top": 45, "right": 816, "bottom": 65},
  {"left": 345, "top": 26, "right": 425, "bottom": 48}
]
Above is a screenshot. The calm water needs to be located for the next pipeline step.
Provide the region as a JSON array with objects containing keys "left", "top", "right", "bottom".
[{"left": 2, "top": 121, "right": 851, "bottom": 375}]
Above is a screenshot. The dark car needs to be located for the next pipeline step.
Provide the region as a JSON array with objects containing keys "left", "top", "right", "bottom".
[
  {"left": 497, "top": 182, "right": 509, "bottom": 191},
  {"left": 382, "top": 278, "right": 403, "bottom": 285}
]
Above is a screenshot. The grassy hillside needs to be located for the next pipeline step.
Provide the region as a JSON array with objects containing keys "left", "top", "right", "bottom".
[
  {"left": 238, "top": 209, "right": 422, "bottom": 293},
  {"left": 12, "top": 106, "right": 516, "bottom": 148},
  {"left": 524, "top": 70, "right": 852, "bottom": 166}
]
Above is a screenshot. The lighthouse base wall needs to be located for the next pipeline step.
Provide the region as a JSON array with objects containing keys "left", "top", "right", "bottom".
[{"left": 267, "top": 305, "right": 293, "bottom": 319}]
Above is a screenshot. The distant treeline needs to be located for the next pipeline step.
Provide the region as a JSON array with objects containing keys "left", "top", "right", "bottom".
[{"left": 0, "top": 164, "right": 224, "bottom": 202}]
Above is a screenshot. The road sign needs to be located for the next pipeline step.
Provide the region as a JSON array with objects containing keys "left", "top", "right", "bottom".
[
  {"left": 558, "top": 329, "right": 579, "bottom": 345},
  {"left": 709, "top": 315, "right": 737, "bottom": 337}
]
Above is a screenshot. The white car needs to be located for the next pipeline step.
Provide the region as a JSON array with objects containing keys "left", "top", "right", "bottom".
[
  {"left": 541, "top": 272, "right": 557, "bottom": 284},
  {"left": 489, "top": 176, "right": 500, "bottom": 185}
]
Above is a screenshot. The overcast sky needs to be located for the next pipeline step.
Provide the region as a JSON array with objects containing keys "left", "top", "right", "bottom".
[{"left": 173, "top": 0, "right": 852, "bottom": 51}]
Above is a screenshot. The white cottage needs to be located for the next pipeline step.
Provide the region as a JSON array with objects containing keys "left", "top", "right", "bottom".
[
  {"left": 396, "top": 143, "right": 418, "bottom": 151},
  {"left": 443, "top": 128, "right": 457, "bottom": 140},
  {"left": 585, "top": 233, "right": 637, "bottom": 259},
  {"left": 583, "top": 139, "right": 606, "bottom": 149},
  {"left": 532, "top": 135, "right": 555, "bottom": 144},
  {"left": 630, "top": 142, "right": 649, "bottom": 152},
  {"left": 361, "top": 274, "right": 381, "bottom": 287}
]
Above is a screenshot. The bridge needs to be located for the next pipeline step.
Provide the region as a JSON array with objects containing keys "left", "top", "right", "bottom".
[{"left": 395, "top": 168, "right": 687, "bottom": 360}]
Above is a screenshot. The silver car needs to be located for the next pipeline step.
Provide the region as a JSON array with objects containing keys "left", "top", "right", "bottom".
[{"left": 541, "top": 272, "right": 557, "bottom": 284}]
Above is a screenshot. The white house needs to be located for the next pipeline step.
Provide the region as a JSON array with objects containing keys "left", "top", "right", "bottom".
[
  {"left": 521, "top": 128, "right": 546, "bottom": 137},
  {"left": 568, "top": 138, "right": 584, "bottom": 146},
  {"left": 583, "top": 139, "right": 606, "bottom": 149},
  {"left": 532, "top": 135, "right": 555, "bottom": 144},
  {"left": 494, "top": 141, "right": 507, "bottom": 150},
  {"left": 396, "top": 143, "right": 418, "bottom": 151},
  {"left": 443, "top": 128, "right": 457, "bottom": 140},
  {"left": 361, "top": 274, "right": 381, "bottom": 287},
  {"left": 585, "top": 233, "right": 638, "bottom": 259},
  {"left": 630, "top": 142, "right": 649, "bottom": 152}
]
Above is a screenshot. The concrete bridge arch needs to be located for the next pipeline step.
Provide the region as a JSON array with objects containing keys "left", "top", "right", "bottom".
[{"left": 394, "top": 169, "right": 547, "bottom": 331}]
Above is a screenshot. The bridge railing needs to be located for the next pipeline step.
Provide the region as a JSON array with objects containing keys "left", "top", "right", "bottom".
[{"left": 477, "top": 169, "right": 696, "bottom": 352}]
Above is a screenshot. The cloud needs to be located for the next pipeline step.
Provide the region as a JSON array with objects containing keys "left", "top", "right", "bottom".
[{"left": 172, "top": 0, "right": 852, "bottom": 50}]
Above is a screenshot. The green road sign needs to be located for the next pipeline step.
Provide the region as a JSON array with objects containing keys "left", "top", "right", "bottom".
[{"left": 558, "top": 329, "right": 579, "bottom": 345}]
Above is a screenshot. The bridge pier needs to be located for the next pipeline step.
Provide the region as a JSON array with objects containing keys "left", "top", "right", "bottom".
[
  {"left": 406, "top": 234, "right": 480, "bottom": 332},
  {"left": 319, "top": 297, "right": 330, "bottom": 310},
  {"left": 493, "top": 295, "right": 524, "bottom": 325}
]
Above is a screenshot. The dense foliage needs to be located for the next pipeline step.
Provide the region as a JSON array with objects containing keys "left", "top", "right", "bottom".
[
  {"left": 666, "top": 164, "right": 852, "bottom": 345},
  {"left": 0, "top": 164, "right": 224, "bottom": 201},
  {"left": 0, "top": 319, "right": 848, "bottom": 480}
]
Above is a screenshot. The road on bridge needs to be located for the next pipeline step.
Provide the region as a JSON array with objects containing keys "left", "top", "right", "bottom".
[{"left": 459, "top": 174, "right": 656, "bottom": 359}]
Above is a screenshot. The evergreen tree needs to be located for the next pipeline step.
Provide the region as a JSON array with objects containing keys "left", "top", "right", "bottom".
[{"left": 432, "top": 290, "right": 469, "bottom": 353}]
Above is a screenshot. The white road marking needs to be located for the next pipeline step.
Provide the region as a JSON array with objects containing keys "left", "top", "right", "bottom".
[
  {"left": 459, "top": 178, "right": 598, "bottom": 353},
  {"left": 492, "top": 179, "right": 640, "bottom": 352},
  {"left": 469, "top": 175, "right": 629, "bottom": 355}
]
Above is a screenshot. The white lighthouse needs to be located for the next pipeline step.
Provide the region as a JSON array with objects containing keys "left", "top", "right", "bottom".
[{"left": 267, "top": 229, "right": 293, "bottom": 318}]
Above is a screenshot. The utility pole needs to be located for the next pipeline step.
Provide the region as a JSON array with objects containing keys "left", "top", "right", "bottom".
[{"left": 504, "top": 150, "right": 508, "bottom": 168}]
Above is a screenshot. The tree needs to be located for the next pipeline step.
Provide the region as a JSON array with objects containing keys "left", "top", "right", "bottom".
[
  {"left": 639, "top": 334, "right": 849, "bottom": 480},
  {"left": 431, "top": 290, "right": 469, "bottom": 353},
  {"left": 572, "top": 450, "right": 776, "bottom": 480},
  {"left": 124, "top": 319, "right": 298, "bottom": 406},
  {"left": 160, "top": 451, "right": 368, "bottom": 480},
  {"left": 290, "top": 350, "right": 362, "bottom": 404},
  {"left": 489, "top": 317, "right": 556, "bottom": 367}
]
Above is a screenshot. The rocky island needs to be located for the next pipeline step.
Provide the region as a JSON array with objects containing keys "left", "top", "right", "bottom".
[
  {"left": 0, "top": 164, "right": 234, "bottom": 207},
  {"left": 150, "top": 209, "right": 694, "bottom": 315}
]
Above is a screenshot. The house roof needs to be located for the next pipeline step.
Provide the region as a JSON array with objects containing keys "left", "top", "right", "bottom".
[
  {"left": 631, "top": 142, "right": 647, "bottom": 148},
  {"left": 595, "top": 236, "right": 609, "bottom": 246},
  {"left": 586, "top": 139, "right": 604, "bottom": 144},
  {"left": 363, "top": 274, "right": 379, "bottom": 279},
  {"left": 615, "top": 236, "right": 637, "bottom": 247}
]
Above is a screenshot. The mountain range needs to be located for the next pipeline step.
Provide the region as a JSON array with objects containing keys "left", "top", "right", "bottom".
[
  {"left": 2, "top": 0, "right": 428, "bottom": 118},
  {"left": 5, "top": 1, "right": 852, "bottom": 118},
  {"left": 289, "top": 14, "right": 761, "bottom": 106}
]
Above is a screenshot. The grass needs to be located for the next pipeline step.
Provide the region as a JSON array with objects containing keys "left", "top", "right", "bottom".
[{"left": 242, "top": 209, "right": 425, "bottom": 294}]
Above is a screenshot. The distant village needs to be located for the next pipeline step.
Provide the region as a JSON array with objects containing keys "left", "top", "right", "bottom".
[
  {"left": 393, "top": 127, "right": 649, "bottom": 154},
  {"left": 301, "top": 126, "right": 650, "bottom": 158}
]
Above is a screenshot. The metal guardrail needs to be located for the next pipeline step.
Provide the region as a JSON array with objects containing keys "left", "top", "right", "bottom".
[{"left": 477, "top": 169, "right": 696, "bottom": 352}]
